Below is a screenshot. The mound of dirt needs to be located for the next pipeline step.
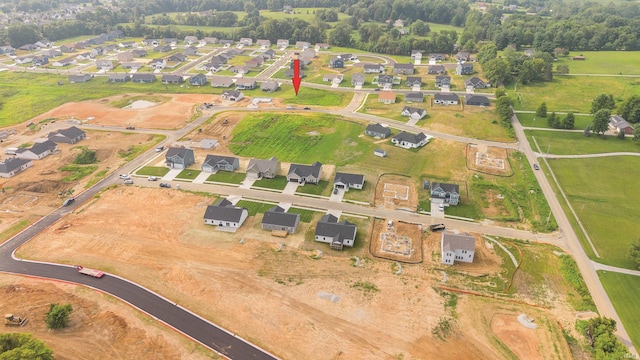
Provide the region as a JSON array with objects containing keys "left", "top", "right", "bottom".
[{"left": 14, "top": 180, "right": 65, "bottom": 193}]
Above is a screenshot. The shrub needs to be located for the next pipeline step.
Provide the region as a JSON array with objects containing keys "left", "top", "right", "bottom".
[
  {"left": 73, "top": 147, "right": 97, "bottom": 164},
  {"left": 45, "top": 303, "right": 73, "bottom": 329}
]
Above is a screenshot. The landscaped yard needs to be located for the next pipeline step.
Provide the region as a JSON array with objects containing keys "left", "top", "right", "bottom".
[
  {"left": 598, "top": 271, "right": 640, "bottom": 349},
  {"left": 526, "top": 130, "right": 640, "bottom": 155},
  {"left": 252, "top": 175, "right": 288, "bottom": 190},
  {"left": 175, "top": 169, "right": 201, "bottom": 180},
  {"left": 548, "top": 156, "right": 640, "bottom": 268},
  {"left": 136, "top": 166, "right": 170, "bottom": 177},
  {"left": 236, "top": 200, "right": 278, "bottom": 216},
  {"left": 516, "top": 112, "right": 593, "bottom": 130},
  {"left": 295, "top": 180, "right": 331, "bottom": 196},
  {"left": 425, "top": 106, "right": 512, "bottom": 142},
  {"left": 206, "top": 171, "right": 246, "bottom": 184},
  {"left": 287, "top": 207, "right": 320, "bottom": 222},
  {"left": 358, "top": 93, "right": 408, "bottom": 122}
]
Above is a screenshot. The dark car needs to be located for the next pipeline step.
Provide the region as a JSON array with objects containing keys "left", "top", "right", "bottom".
[
  {"left": 373, "top": 88, "right": 381, "bottom": 91},
  {"left": 62, "top": 198, "right": 75, "bottom": 206},
  {"left": 125, "top": 126, "right": 135, "bottom": 130},
  {"left": 533, "top": 164, "right": 540, "bottom": 170},
  {"left": 429, "top": 224, "right": 446, "bottom": 232},
  {"left": 303, "top": 107, "right": 311, "bottom": 110},
  {"left": 159, "top": 183, "right": 171, "bottom": 188}
]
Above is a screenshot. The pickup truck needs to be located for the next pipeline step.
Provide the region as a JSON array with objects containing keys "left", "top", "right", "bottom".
[{"left": 75, "top": 265, "right": 104, "bottom": 278}]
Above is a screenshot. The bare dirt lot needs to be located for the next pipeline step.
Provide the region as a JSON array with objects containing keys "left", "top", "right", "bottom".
[
  {"left": 369, "top": 218, "right": 423, "bottom": 263},
  {"left": 15, "top": 186, "right": 562, "bottom": 360},
  {"left": 375, "top": 175, "right": 418, "bottom": 211},
  {"left": 466, "top": 144, "right": 512, "bottom": 176},
  {"left": 0, "top": 274, "right": 213, "bottom": 360}
]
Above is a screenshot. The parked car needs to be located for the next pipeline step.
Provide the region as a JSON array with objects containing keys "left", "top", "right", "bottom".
[
  {"left": 126, "top": 126, "right": 135, "bottom": 130},
  {"left": 303, "top": 107, "right": 311, "bottom": 110},
  {"left": 147, "top": 176, "right": 158, "bottom": 181},
  {"left": 155, "top": 146, "right": 164, "bottom": 152},
  {"left": 286, "top": 106, "right": 295, "bottom": 110},
  {"left": 159, "top": 183, "right": 171, "bottom": 188},
  {"left": 124, "top": 179, "right": 134, "bottom": 185},
  {"left": 119, "top": 174, "right": 130, "bottom": 179},
  {"left": 429, "top": 224, "right": 446, "bottom": 232},
  {"left": 533, "top": 164, "right": 540, "bottom": 170},
  {"left": 333, "top": 188, "right": 339, "bottom": 195},
  {"left": 438, "top": 204, "right": 445, "bottom": 211},
  {"left": 62, "top": 198, "right": 75, "bottom": 206}
]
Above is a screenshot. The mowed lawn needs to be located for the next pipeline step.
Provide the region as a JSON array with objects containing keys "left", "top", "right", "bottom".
[
  {"left": 598, "top": 271, "right": 640, "bottom": 349},
  {"left": 517, "top": 112, "right": 593, "bottom": 130},
  {"left": 548, "top": 157, "right": 640, "bottom": 268},
  {"left": 526, "top": 130, "right": 640, "bottom": 155},
  {"left": 554, "top": 51, "right": 640, "bottom": 75}
]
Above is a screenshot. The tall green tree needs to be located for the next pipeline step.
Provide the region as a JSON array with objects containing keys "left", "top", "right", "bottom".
[
  {"left": 0, "top": 333, "right": 53, "bottom": 360},
  {"left": 629, "top": 239, "right": 640, "bottom": 266},
  {"left": 482, "top": 58, "right": 511, "bottom": 86},
  {"left": 328, "top": 23, "right": 353, "bottom": 47},
  {"left": 412, "top": 19, "right": 430, "bottom": 36},
  {"left": 45, "top": 303, "right": 73, "bottom": 330},
  {"left": 548, "top": 112, "right": 560, "bottom": 128},
  {"left": 591, "top": 93, "right": 616, "bottom": 114},
  {"left": 496, "top": 96, "right": 514, "bottom": 128},
  {"left": 477, "top": 42, "right": 498, "bottom": 65},
  {"left": 618, "top": 94, "right": 640, "bottom": 123},
  {"left": 633, "top": 123, "right": 640, "bottom": 141},
  {"left": 563, "top": 112, "right": 575, "bottom": 129},
  {"left": 592, "top": 109, "right": 611, "bottom": 135},
  {"left": 536, "top": 102, "right": 547, "bottom": 117}
]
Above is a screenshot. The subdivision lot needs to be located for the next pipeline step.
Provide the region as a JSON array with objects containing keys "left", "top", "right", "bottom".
[
  {"left": 598, "top": 271, "right": 640, "bottom": 349},
  {"left": 526, "top": 130, "right": 640, "bottom": 155},
  {"left": 369, "top": 218, "right": 424, "bottom": 263}
]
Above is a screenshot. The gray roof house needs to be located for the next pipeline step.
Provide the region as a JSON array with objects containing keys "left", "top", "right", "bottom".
[
  {"left": 168, "top": 53, "right": 188, "bottom": 62},
  {"left": 47, "top": 126, "right": 86, "bottom": 144},
  {"left": 277, "top": 39, "right": 289, "bottom": 48},
  {"left": 221, "top": 90, "right": 244, "bottom": 102},
  {"left": 162, "top": 74, "right": 184, "bottom": 84},
  {"left": 246, "top": 157, "right": 279, "bottom": 179},
  {"left": 393, "top": 63, "right": 414, "bottom": 75},
  {"left": 392, "top": 131, "right": 429, "bottom": 149},
  {"left": 333, "top": 172, "right": 365, "bottom": 191},
  {"left": 189, "top": 73, "right": 208, "bottom": 86},
  {"left": 204, "top": 199, "right": 249, "bottom": 230},
  {"left": 436, "top": 75, "right": 451, "bottom": 88},
  {"left": 109, "top": 73, "right": 131, "bottom": 83},
  {"left": 365, "top": 123, "right": 391, "bottom": 138},
  {"left": 165, "top": 147, "right": 195, "bottom": 169},
  {"left": 131, "top": 74, "right": 157, "bottom": 83},
  {"left": 405, "top": 76, "right": 422, "bottom": 87},
  {"left": 427, "top": 65, "right": 446, "bottom": 75},
  {"left": 287, "top": 162, "right": 322, "bottom": 184},
  {"left": 68, "top": 74, "right": 93, "bottom": 83},
  {"left": 363, "top": 63, "right": 385, "bottom": 74},
  {"left": 201, "top": 155, "right": 239, "bottom": 173},
  {"left": 262, "top": 206, "right": 300, "bottom": 234},
  {"left": 314, "top": 214, "right": 357, "bottom": 250},
  {"left": 401, "top": 106, "right": 427, "bottom": 120},
  {"left": 329, "top": 57, "right": 344, "bottom": 68},
  {"left": 184, "top": 46, "right": 199, "bottom": 56},
  {"left": 609, "top": 115, "right": 635, "bottom": 135},
  {"left": 351, "top": 73, "right": 365, "bottom": 86},
  {"left": 431, "top": 182, "right": 460, "bottom": 205},
  {"left": 411, "top": 50, "right": 423, "bottom": 61},
  {"left": 405, "top": 92, "right": 425, "bottom": 103},
  {"left": 260, "top": 81, "right": 280, "bottom": 92},
  {"left": 210, "top": 76, "right": 234, "bottom": 88},
  {"left": 434, "top": 93, "right": 459, "bottom": 105},
  {"left": 15, "top": 140, "right": 57, "bottom": 160},
  {"left": 456, "top": 51, "right": 472, "bottom": 62},
  {"left": 456, "top": 62, "right": 474, "bottom": 75},
  {"left": 441, "top": 232, "right": 475, "bottom": 265},
  {"left": 465, "top": 94, "right": 490, "bottom": 107},
  {"left": 429, "top": 53, "right": 446, "bottom": 61},
  {"left": 464, "top": 76, "right": 486, "bottom": 90},
  {"left": 235, "top": 78, "right": 257, "bottom": 90},
  {"left": 0, "top": 158, "right": 33, "bottom": 178}
]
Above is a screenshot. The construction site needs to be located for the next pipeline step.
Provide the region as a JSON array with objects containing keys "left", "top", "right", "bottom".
[{"left": 369, "top": 218, "right": 423, "bottom": 263}]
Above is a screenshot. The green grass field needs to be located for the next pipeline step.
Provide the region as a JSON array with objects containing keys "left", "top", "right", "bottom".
[
  {"left": 526, "top": 130, "right": 640, "bottom": 155},
  {"left": 549, "top": 156, "right": 640, "bottom": 268},
  {"left": 295, "top": 180, "right": 331, "bottom": 196},
  {"left": 59, "top": 165, "right": 98, "bottom": 182},
  {"left": 206, "top": 171, "right": 246, "bottom": 184},
  {"left": 252, "top": 175, "right": 288, "bottom": 190},
  {"left": 287, "top": 207, "right": 319, "bottom": 222},
  {"left": 554, "top": 51, "right": 640, "bottom": 75},
  {"left": 598, "top": 271, "right": 640, "bottom": 349},
  {"left": 136, "top": 166, "right": 170, "bottom": 177},
  {"left": 517, "top": 112, "right": 593, "bottom": 130},
  {"left": 236, "top": 200, "right": 277, "bottom": 216},
  {"left": 175, "top": 169, "right": 201, "bottom": 180}
]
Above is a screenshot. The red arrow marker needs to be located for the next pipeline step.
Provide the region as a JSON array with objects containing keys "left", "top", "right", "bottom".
[{"left": 292, "top": 58, "right": 301, "bottom": 96}]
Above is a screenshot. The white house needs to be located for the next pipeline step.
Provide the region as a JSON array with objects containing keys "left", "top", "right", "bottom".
[
  {"left": 391, "top": 131, "right": 431, "bottom": 149},
  {"left": 203, "top": 199, "right": 249, "bottom": 230},
  {"left": 441, "top": 232, "right": 476, "bottom": 265}
]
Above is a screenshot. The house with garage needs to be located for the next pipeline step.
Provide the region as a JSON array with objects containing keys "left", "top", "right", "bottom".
[
  {"left": 15, "top": 140, "right": 57, "bottom": 160},
  {"left": 235, "top": 78, "right": 257, "bottom": 90},
  {"left": 411, "top": 50, "right": 423, "bottom": 61},
  {"left": 285, "top": 69, "right": 305, "bottom": 78},
  {"left": 378, "top": 91, "right": 396, "bottom": 104},
  {"left": 246, "top": 157, "right": 279, "bottom": 179},
  {"left": 60, "top": 44, "right": 75, "bottom": 53},
  {"left": 287, "top": 162, "right": 322, "bottom": 185},
  {"left": 184, "top": 36, "right": 198, "bottom": 45},
  {"left": 436, "top": 75, "right": 451, "bottom": 88},
  {"left": 96, "top": 60, "right": 114, "bottom": 70},
  {"left": 131, "top": 74, "right": 157, "bottom": 83},
  {"left": 203, "top": 199, "right": 249, "bottom": 230},
  {"left": 221, "top": 90, "right": 244, "bottom": 102},
  {"left": 351, "top": 73, "right": 365, "bottom": 86},
  {"left": 52, "top": 57, "right": 76, "bottom": 67},
  {"left": 68, "top": 74, "right": 93, "bottom": 83},
  {"left": 168, "top": 53, "right": 187, "bottom": 62},
  {"left": 184, "top": 46, "right": 199, "bottom": 56},
  {"left": 365, "top": 123, "right": 391, "bottom": 138},
  {"left": 401, "top": 106, "right": 427, "bottom": 120},
  {"left": 295, "top": 41, "right": 311, "bottom": 49},
  {"left": 165, "top": 147, "right": 195, "bottom": 169},
  {"left": 203, "top": 37, "right": 218, "bottom": 45},
  {"left": 364, "top": 63, "right": 385, "bottom": 74},
  {"left": 609, "top": 115, "right": 635, "bottom": 135},
  {"left": 201, "top": 61, "right": 224, "bottom": 72},
  {"left": 429, "top": 53, "right": 446, "bottom": 62},
  {"left": 323, "top": 74, "right": 344, "bottom": 84},
  {"left": 119, "top": 41, "right": 136, "bottom": 48},
  {"left": 405, "top": 92, "right": 425, "bottom": 103},
  {"left": 393, "top": 63, "right": 414, "bottom": 75},
  {"left": 315, "top": 43, "right": 330, "bottom": 50},
  {"left": 464, "top": 76, "right": 487, "bottom": 90},
  {"left": 465, "top": 94, "right": 490, "bottom": 107},
  {"left": 428, "top": 64, "right": 446, "bottom": 75},
  {"left": 142, "top": 38, "right": 160, "bottom": 46},
  {"left": 189, "top": 73, "right": 208, "bottom": 86},
  {"left": 256, "top": 39, "right": 271, "bottom": 48},
  {"left": 456, "top": 52, "right": 472, "bottom": 62},
  {"left": 108, "top": 73, "right": 131, "bottom": 83},
  {"left": 132, "top": 49, "right": 148, "bottom": 57},
  {"left": 44, "top": 49, "right": 62, "bottom": 58},
  {"left": 75, "top": 53, "right": 92, "bottom": 61},
  {"left": 392, "top": 131, "right": 430, "bottom": 149},
  {"left": 314, "top": 214, "right": 357, "bottom": 250},
  {"left": 260, "top": 81, "right": 280, "bottom": 92},
  {"left": 329, "top": 57, "right": 344, "bottom": 68},
  {"left": 210, "top": 76, "right": 234, "bottom": 88},
  {"left": 219, "top": 39, "right": 235, "bottom": 47},
  {"left": 456, "top": 62, "right": 474, "bottom": 75},
  {"left": 431, "top": 182, "right": 460, "bottom": 205},
  {"left": 154, "top": 45, "right": 172, "bottom": 53},
  {"left": 151, "top": 58, "right": 166, "bottom": 70},
  {"left": 122, "top": 62, "right": 143, "bottom": 70},
  {"left": 434, "top": 93, "right": 459, "bottom": 105},
  {"left": 376, "top": 74, "right": 395, "bottom": 90},
  {"left": 164, "top": 38, "right": 178, "bottom": 46},
  {"left": 162, "top": 74, "right": 184, "bottom": 84},
  {"left": 262, "top": 206, "right": 300, "bottom": 234},
  {"left": 118, "top": 51, "right": 134, "bottom": 62},
  {"left": 333, "top": 172, "right": 365, "bottom": 192},
  {"left": 441, "top": 232, "right": 475, "bottom": 265},
  {"left": 406, "top": 76, "right": 422, "bottom": 87},
  {"left": 262, "top": 49, "right": 277, "bottom": 60},
  {"left": 239, "top": 38, "right": 253, "bottom": 46},
  {"left": 201, "top": 155, "right": 239, "bottom": 172},
  {"left": 32, "top": 56, "right": 49, "bottom": 67},
  {"left": 0, "top": 158, "right": 33, "bottom": 178},
  {"left": 47, "top": 126, "right": 86, "bottom": 144},
  {"left": 230, "top": 66, "right": 251, "bottom": 75},
  {"left": 277, "top": 39, "right": 289, "bottom": 48}
]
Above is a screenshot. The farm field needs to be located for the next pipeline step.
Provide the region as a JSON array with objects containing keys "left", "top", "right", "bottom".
[
  {"left": 598, "top": 271, "right": 640, "bottom": 349},
  {"left": 526, "top": 130, "right": 640, "bottom": 155},
  {"left": 547, "top": 156, "right": 640, "bottom": 268},
  {"left": 553, "top": 51, "right": 640, "bottom": 75},
  {"left": 517, "top": 112, "right": 593, "bottom": 130}
]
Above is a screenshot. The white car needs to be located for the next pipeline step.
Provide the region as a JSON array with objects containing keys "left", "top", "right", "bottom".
[
  {"left": 438, "top": 204, "right": 445, "bottom": 211},
  {"left": 147, "top": 176, "right": 158, "bottom": 181},
  {"left": 124, "top": 179, "right": 134, "bottom": 185},
  {"left": 119, "top": 174, "right": 130, "bottom": 179}
]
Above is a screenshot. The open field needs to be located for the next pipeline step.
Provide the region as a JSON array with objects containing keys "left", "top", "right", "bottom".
[
  {"left": 598, "top": 271, "right": 640, "bottom": 349},
  {"left": 548, "top": 156, "right": 640, "bottom": 268},
  {"left": 0, "top": 274, "right": 215, "bottom": 360},
  {"left": 517, "top": 112, "right": 593, "bottom": 130},
  {"left": 554, "top": 51, "right": 640, "bottom": 75},
  {"left": 526, "top": 130, "right": 640, "bottom": 155}
]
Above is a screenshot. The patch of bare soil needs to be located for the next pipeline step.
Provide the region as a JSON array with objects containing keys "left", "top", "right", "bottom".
[
  {"left": 0, "top": 274, "right": 212, "bottom": 360},
  {"left": 448, "top": 234, "right": 503, "bottom": 277},
  {"left": 369, "top": 218, "right": 424, "bottom": 263},
  {"left": 482, "top": 188, "right": 513, "bottom": 218},
  {"left": 466, "top": 145, "right": 512, "bottom": 176},
  {"left": 375, "top": 174, "right": 418, "bottom": 211}
]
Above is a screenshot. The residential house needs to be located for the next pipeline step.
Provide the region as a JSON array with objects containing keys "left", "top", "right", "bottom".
[
  {"left": 314, "top": 214, "right": 357, "bottom": 250},
  {"left": 131, "top": 49, "right": 147, "bottom": 57},
  {"left": 44, "top": 49, "right": 62, "bottom": 57},
  {"left": 277, "top": 39, "right": 289, "bottom": 48},
  {"left": 295, "top": 41, "right": 311, "bottom": 49},
  {"left": 283, "top": 5, "right": 293, "bottom": 13},
  {"left": 154, "top": 45, "right": 172, "bottom": 53},
  {"left": 163, "top": 38, "right": 178, "bottom": 46},
  {"left": 167, "top": 53, "right": 187, "bottom": 62},
  {"left": 189, "top": 73, "right": 208, "bottom": 86},
  {"left": 436, "top": 75, "right": 451, "bottom": 88},
  {"left": 68, "top": 74, "right": 93, "bottom": 83},
  {"left": 108, "top": 73, "right": 131, "bottom": 83},
  {"left": 441, "top": 232, "right": 475, "bottom": 265},
  {"left": 302, "top": 48, "right": 316, "bottom": 59},
  {"left": 74, "top": 53, "right": 92, "bottom": 61},
  {"left": 52, "top": 57, "right": 76, "bottom": 67},
  {"left": 246, "top": 157, "right": 279, "bottom": 179},
  {"left": 89, "top": 47, "right": 104, "bottom": 58},
  {"left": 401, "top": 106, "right": 427, "bottom": 120},
  {"left": 0, "top": 46, "right": 15, "bottom": 55},
  {"left": 184, "top": 36, "right": 198, "bottom": 45},
  {"left": 284, "top": 69, "right": 305, "bottom": 78},
  {"left": 131, "top": 74, "right": 157, "bottom": 83},
  {"left": 392, "top": 131, "right": 430, "bottom": 149},
  {"left": 456, "top": 62, "right": 474, "bottom": 75},
  {"left": 245, "top": 56, "right": 264, "bottom": 68},
  {"left": 378, "top": 91, "right": 396, "bottom": 104},
  {"left": 209, "top": 55, "right": 227, "bottom": 64},
  {"left": 121, "top": 62, "right": 143, "bottom": 70},
  {"left": 143, "top": 38, "right": 160, "bottom": 46},
  {"left": 351, "top": 73, "right": 365, "bottom": 86},
  {"left": 0, "top": 158, "right": 33, "bottom": 178},
  {"left": 210, "top": 76, "right": 234, "bottom": 88},
  {"left": 221, "top": 90, "right": 244, "bottom": 102},
  {"left": 202, "top": 37, "right": 218, "bottom": 45},
  {"left": 434, "top": 93, "right": 459, "bottom": 105},
  {"left": 465, "top": 94, "right": 490, "bottom": 107},
  {"left": 365, "top": 123, "right": 391, "bottom": 139},
  {"left": 239, "top": 38, "right": 253, "bottom": 46},
  {"left": 235, "top": 78, "right": 257, "bottom": 90},
  {"left": 14, "top": 56, "right": 34, "bottom": 65},
  {"left": 262, "top": 49, "right": 276, "bottom": 59},
  {"left": 456, "top": 52, "right": 472, "bottom": 62},
  {"left": 119, "top": 41, "right": 136, "bottom": 48},
  {"left": 393, "top": 63, "right": 414, "bottom": 75},
  {"left": 315, "top": 43, "right": 330, "bottom": 50},
  {"left": 219, "top": 39, "right": 235, "bottom": 47},
  {"left": 256, "top": 39, "right": 271, "bottom": 48},
  {"left": 411, "top": 50, "right": 423, "bottom": 61},
  {"left": 165, "top": 147, "right": 195, "bottom": 169},
  {"left": 333, "top": 172, "right": 365, "bottom": 192},
  {"left": 363, "top": 63, "right": 385, "bottom": 74},
  {"left": 464, "top": 77, "right": 487, "bottom": 90},
  {"left": 117, "top": 51, "right": 134, "bottom": 62},
  {"left": 151, "top": 58, "right": 166, "bottom": 70},
  {"left": 201, "top": 61, "right": 224, "bottom": 72},
  {"left": 32, "top": 55, "right": 49, "bottom": 66},
  {"left": 19, "top": 44, "right": 38, "bottom": 51},
  {"left": 15, "top": 140, "right": 57, "bottom": 160},
  {"left": 338, "top": 53, "right": 354, "bottom": 61},
  {"left": 262, "top": 206, "right": 300, "bottom": 234},
  {"left": 60, "top": 44, "right": 75, "bottom": 53},
  {"left": 429, "top": 53, "right": 446, "bottom": 61},
  {"left": 203, "top": 199, "right": 249, "bottom": 230},
  {"left": 405, "top": 92, "right": 425, "bottom": 103},
  {"left": 287, "top": 162, "right": 322, "bottom": 184},
  {"left": 609, "top": 115, "right": 635, "bottom": 135},
  {"left": 162, "top": 74, "right": 184, "bottom": 84},
  {"left": 322, "top": 74, "right": 343, "bottom": 84},
  {"left": 377, "top": 74, "right": 395, "bottom": 89},
  {"left": 329, "top": 57, "right": 344, "bottom": 68},
  {"left": 184, "top": 46, "right": 199, "bottom": 56},
  {"left": 428, "top": 64, "right": 446, "bottom": 75},
  {"left": 96, "top": 60, "right": 113, "bottom": 70},
  {"left": 260, "top": 81, "right": 280, "bottom": 92},
  {"left": 201, "top": 155, "right": 239, "bottom": 172},
  {"left": 431, "top": 182, "right": 460, "bottom": 205},
  {"left": 406, "top": 76, "right": 422, "bottom": 87}
]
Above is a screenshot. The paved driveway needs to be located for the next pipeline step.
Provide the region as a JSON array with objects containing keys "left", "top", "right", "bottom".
[
  {"left": 162, "top": 168, "right": 182, "bottom": 181},
  {"left": 282, "top": 181, "right": 299, "bottom": 195},
  {"left": 193, "top": 171, "right": 210, "bottom": 184}
]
